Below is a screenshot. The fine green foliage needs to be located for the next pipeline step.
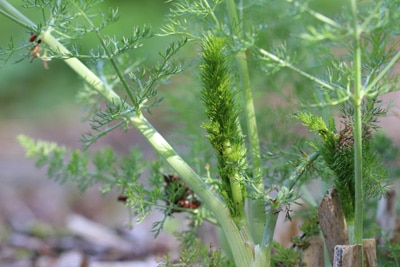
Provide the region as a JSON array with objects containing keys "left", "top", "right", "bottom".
[
  {"left": 2, "top": 0, "right": 400, "bottom": 266},
  {"left": 17, "top": 134, "right": 158, "bottom": 218},
  {"left": 18, "top": 134, "right": 125, "bottom": 191},
  {"left": 158, "top": 234, "right": 232, "bottom": 267},
  {"left": 271, "top": 241, "right": 302, "bottom": 267},
  {"left": 200, "top": 35, "right": 247, "bottom": 219},
  {"left": 294, "top": 104, "right": 388, "bottom": 224}
]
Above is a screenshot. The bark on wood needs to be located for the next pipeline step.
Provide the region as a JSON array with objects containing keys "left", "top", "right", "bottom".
[
  {"left": 333, "top": 244, "right": 361, "bottom": 267},
  {"left": 301, "top": 236, "right": 324, "bottom": 267},
  {"left": 333, "top": 239, "right": 377, "bottom": 267},
  {"left": 318, "top": 188, "right": 348, "bottom": 264},
  {"left": 363, "top": 239, "right": 377, "bottom": 267}
]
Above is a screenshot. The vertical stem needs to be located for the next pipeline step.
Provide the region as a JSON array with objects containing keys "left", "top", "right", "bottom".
[
  {"left": 350, "top": 0, "right": 364, "bottom": 256},
  {"left": 225, "top": 0, "right": 266, "bottom": 246},
  {"left": 0, "top": 3, "right": 256, "bottom": 265}
]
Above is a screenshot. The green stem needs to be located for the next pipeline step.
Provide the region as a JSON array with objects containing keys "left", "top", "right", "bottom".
[
  {"left": 0, "top": 2, "right": 256, "bottom": 265},
  {"left": 71, "top": 1, "right": 137, "bottom": 106},
  {"left": 364, "top": 49, "right": 400, "bottom": 95},
  {"left": 258, "top": 48, "right": 345, "bottom": 94},
  {"left": 225, "top": 0, "right": 266, "bottom": 249},
  {"left": 261, "top": 151, "right": 320, "bottom": 247},
  {"left": 350, "top": 0, "right": 364, "bottom": 254},
  {"left": 0, "top": 0, "right": 35, "bottom": 28},
  {"left": 43, "top": 33, "right": 122, "bottom": 104},
  {"left": 129, "top": 114, "right": 254, "bottom": 267},
  {"left": 285, "top": 151, "right": 320, "bottom": 190},
  {"left": 261, "top": 213, "right": 278, "bottom": 262}
]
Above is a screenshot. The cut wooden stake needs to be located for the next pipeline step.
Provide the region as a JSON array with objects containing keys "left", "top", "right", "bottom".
[
  {"left": 318, "top": 188, "right": 348, "bottom": 264},
  {"left": 363, "top": 239, "right": 377, "bottom": 267},
  {"left": 333, "top": 244, "right": 361, "bottom": 267},
  {"left": 333, "top": 239, "right": 377, "bottom": 267}
]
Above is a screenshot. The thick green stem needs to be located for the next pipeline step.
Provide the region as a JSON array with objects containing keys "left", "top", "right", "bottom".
[
  {"left": 225, "top": 0, "right": 266, "bottom": 249},
  {"left": 0, "top": 2, "right": 257, "bottom": 265},
  {"left": 42, "top": 32, "right": 123, "bottom": 105},
  {"left": 129, "top": 114, "right": 254, "bottom": 267},
  {"left": 0, "top": 0, "right": 35, "bottom": 28}
]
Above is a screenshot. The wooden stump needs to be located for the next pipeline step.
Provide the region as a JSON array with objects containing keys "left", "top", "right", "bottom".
[{"left": 318, "top": 189, "right": 348, "bottom": 264}]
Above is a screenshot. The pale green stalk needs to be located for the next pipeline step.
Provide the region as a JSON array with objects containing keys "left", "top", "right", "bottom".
[
  {"left": 0, "top": 0, "right": 35, "bottom": 28},
  {"left": 129, "top": 115, "right": 255, "bottom": 266},
  {"left": 225, "top": 0, "right": 266, "bottom": 250},
  {"left": 0, "top": 2, "right": 257, "bottom": 265},
  {"left": 350, "top": 2, "right": 364, "bottom": 265},
  {"left": 350, "top": 0, "right": 363, "bottom": 244}
]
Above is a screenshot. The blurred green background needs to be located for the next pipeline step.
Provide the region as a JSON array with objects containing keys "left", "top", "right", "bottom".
[
  {"left": 0, "top": 0, "right": 175, "bottom": 232},
  {"left": 0, "top": 0, "right": 171, "bottom": 122}
]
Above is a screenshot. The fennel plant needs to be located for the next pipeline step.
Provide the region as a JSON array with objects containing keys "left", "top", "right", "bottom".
[{"left": 1, "top": 0, "right": 399, "bottom": 266}]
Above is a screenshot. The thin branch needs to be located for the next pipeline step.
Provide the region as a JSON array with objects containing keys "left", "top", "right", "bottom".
[{"left": 259, "top": 48, "right": 347, "bottom": 94}]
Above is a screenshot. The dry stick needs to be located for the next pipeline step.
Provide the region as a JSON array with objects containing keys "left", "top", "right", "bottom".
[{"left": 318, "top": 188, "right": 349, "bottom": 264}]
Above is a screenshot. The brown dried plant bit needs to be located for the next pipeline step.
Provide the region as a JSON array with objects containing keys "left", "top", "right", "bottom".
[
  {"left": 284, "top": 204, "right": 293, "bottom": 222},
  {"left": 163, "top": 174, "right": 201, "bottom": 213},
  {"left": 42, "top": 57, "right": 50, "bottom": 70},
  {"left": 28, "top": 35, "right": 50, "bottom": 69},
  {"left": 337, "top": 124, "right": 354, "bottom": 151},
  {"left": 29, "top": 33, "right": 37, "bottom": 42},
  {"left": 179, "top": 199, "right": 201, "bottom": 209},
  {"left": 117, "top": 195, "right": 128, "bottom": 203},
  {"left": 30, "top": 39, "right": 42, "bottom": 63}
]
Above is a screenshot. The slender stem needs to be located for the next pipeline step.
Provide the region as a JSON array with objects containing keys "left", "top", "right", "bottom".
[
  {"left": 285, "top": 151, "right": 320, "bottom": 190},
  {"left": 71, "top": 2, "right": 137, "bottom": 106},
  {"left": 350, "top": 0, "right": 364, "bottom": 253},
  {"left": 202, "top": 0, "right": 220, "bottom": 29},
  {"left": 261, "top": 151, "right": 320, "bottom": 246},
  {"left": 0, "top": 2, "right": 256, "bottom": 265},
  {"left": 259, "top": 48, "right": 345, "bottom": 94},
  {"left": 364, "top": 49, "right": 400, "bottom": 95},
  {"left": 225, "top": 0, "right": 266, "bottom": 249}
]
